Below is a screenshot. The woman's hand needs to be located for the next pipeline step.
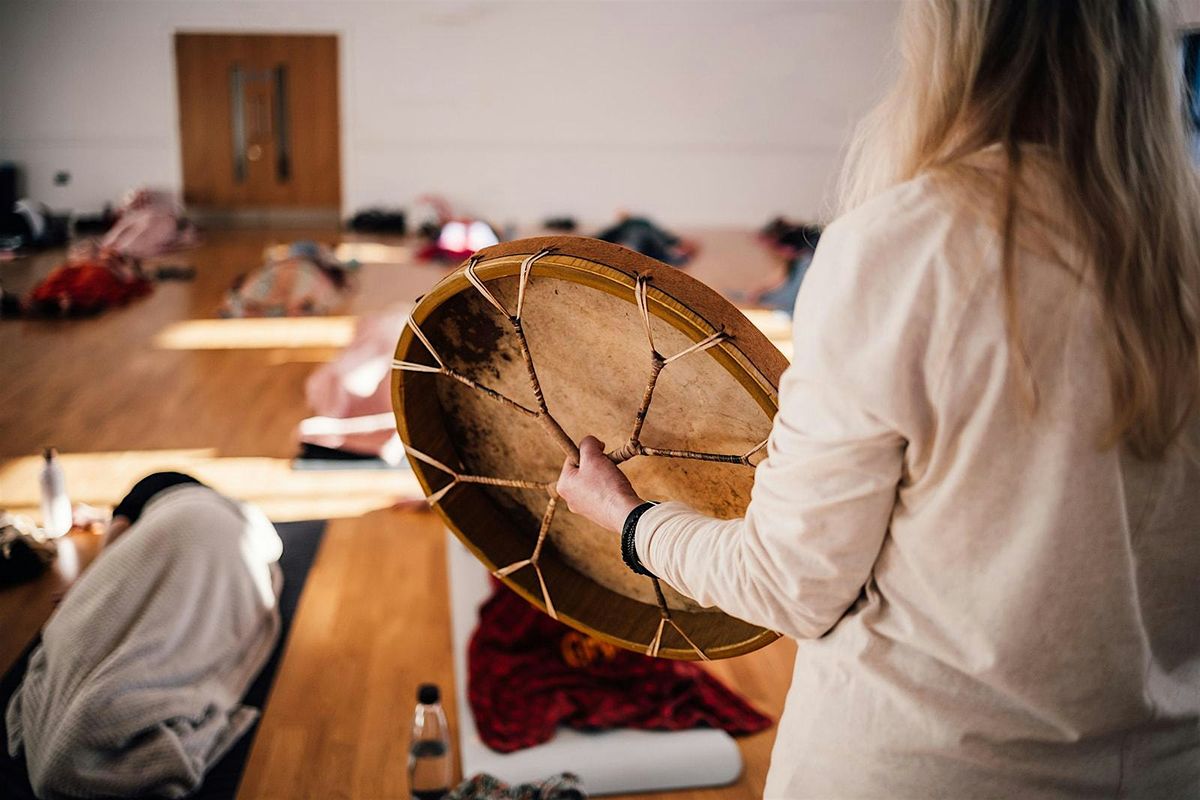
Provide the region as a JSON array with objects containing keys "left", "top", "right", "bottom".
[{"left": 556, "top": 436, "right": 643, "bottom": 532}]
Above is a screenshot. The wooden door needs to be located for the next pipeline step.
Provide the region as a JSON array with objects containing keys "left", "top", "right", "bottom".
[{"left": 175, "top": 33, "right": 340, "bottom": 210}]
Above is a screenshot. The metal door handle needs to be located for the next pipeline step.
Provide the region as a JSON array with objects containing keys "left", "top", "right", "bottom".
[
  {"left": 230, "top": 64, "right": 246, "bottom": 183},
  {"left": 273, "top": 65, "right": 291, "bottom": 182}
]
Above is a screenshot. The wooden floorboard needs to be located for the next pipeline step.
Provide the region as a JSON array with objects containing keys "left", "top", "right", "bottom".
[{"left": 0, "top": 227, "right": 794, "bottom": 798}]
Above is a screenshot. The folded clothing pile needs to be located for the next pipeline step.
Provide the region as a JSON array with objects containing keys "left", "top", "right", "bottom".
[
  {"left": 97, "top": 187, "right": 198, "bottom": 260},
  {"left": 221, "top": 240, "right": 359, "bottom": 318}
]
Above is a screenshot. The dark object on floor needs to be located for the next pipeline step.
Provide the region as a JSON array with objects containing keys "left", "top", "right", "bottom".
[
  {"left": 0, "top": 165, "right": 67, "bottom": 252},
  {"left": 298, "top": 442, "right": 378, "bottom": 461},
  {"left": 0, "top": 286, "right": 22, "bottom": 319},
  {"left": 73, "top": 205, "right": 118, "bottom": 235},
  {"left": 0, "top": 516, "right": 57, "bottom": 587},
  {"left": 468, "top": 580, "right": 772, "bottom": 753},
  {"left": 292, "top": 442, "right": 406, "bottom": 471},
  {"left": 448, "top": 772, "right": 587, "bottom": 800},
  {"left": 0, "top": 519, "right": 327, "bottom": 800},
  {"left": 760, "top": 217, "right": 822, "bottom": 256},
  {"left": 543, "top": 216, "right": 577, "bottom": 232},
  {"left": 0, "top": 540, "right": 52, "bottom": 587},
  {"left": 154, "top": 264, "right": 196, "bottom": 281},
  {"left": 593, "top": 216, "right": 696, "bottom": 267},
  {"left": 348, "top": 207, "right": 408, "bottom": 235},
  {"left": 0, "top": 164, "right": 21, "bottom": 239},
  {"left": 6, "top": 201, "right": 69, "bottom": 251}
]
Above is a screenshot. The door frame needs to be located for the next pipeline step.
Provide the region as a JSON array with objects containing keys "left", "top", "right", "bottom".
[{"left": 172, "top": 27, "right": 349, "bottom": 224}]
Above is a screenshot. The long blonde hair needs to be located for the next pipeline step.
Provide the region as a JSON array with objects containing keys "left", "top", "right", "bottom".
[{"left": 841, "top": 0, "right": 1200, "bottom": 459}]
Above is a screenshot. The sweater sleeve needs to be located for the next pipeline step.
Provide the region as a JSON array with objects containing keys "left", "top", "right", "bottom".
[{"left": 636, "top": 204, "right": 945, "bottom": 639}]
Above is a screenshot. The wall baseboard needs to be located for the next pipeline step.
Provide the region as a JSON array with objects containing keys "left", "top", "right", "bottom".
[{"left": 188, "top": 207, "right": 341, "bottom": 229}]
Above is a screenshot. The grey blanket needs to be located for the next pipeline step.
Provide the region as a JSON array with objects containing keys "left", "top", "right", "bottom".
[{"left": 6, "top": 485, "right": 283, "bottom": 799}]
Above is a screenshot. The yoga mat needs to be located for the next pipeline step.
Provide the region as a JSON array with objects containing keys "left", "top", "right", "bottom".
[
  {"left": 291, "top": 443, "right": 406, "bottom": 472},
  {"left": 447, "top": 533, "right": 744, "bottom": 796},
  {"left": 0, "top": 519, "right": 327, "bottom": 800}
]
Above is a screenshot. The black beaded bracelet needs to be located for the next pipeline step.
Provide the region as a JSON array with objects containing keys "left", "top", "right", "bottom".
[{"left": 621, "top": 501, "right": 659, "bottom": 577}]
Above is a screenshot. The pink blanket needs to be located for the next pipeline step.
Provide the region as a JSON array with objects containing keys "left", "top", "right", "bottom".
[{"left": 299, "top": 305, "right": 409, "bottom": 458}]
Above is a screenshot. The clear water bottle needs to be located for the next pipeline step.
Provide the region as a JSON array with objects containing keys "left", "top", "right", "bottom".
[
  {"left": 39, "top": 447, "right": 72, "bottom": 538},
  {"left": 408, "top": 683, "right": 453, "bottom": 800}
]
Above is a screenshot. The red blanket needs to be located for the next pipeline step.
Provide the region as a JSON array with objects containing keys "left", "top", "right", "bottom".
[
  {"left": 469, "top": 580, "right": 771, "bottom": 753},
  {"left": 29, "top": 258, "right": 151, "bottom": 316}
]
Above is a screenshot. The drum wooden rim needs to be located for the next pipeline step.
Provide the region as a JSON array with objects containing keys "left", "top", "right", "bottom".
[{"left": 392, "top": 235, "right": 787, "bottom": 659}]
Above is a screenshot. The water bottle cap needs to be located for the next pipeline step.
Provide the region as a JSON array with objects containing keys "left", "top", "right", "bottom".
[
  {"left": 417, "top": 683, "right": 439, "bottom": 705},
  {"left": 43, "top": 446, "right": 57, "bottom": 461}
]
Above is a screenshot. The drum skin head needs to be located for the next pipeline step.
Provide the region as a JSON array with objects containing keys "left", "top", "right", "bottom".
[{"left": 392, "top": 236, "right": 787, "bottom": 660}]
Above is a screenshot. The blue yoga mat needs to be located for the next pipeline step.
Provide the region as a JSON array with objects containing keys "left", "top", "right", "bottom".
[{"left": 0, "top": 519, "right": 327, "bottom": 800}]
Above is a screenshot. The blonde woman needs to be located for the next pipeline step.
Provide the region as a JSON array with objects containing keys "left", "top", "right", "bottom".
[{"left": 557, "top": 1, "right": 1200, "bottom": 797}]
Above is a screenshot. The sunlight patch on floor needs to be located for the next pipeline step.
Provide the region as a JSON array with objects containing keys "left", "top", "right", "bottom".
[
  {"left": 0, "top": 449, "right": 422, "bottom": 523},
  {"left": 264, "top": 241, "right": 411, "bottom": 265},
  {"left": 153, "top": 316, "right": 358, "bottom": 350}
]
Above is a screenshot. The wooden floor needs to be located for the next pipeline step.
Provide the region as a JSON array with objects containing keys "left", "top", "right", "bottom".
[{"left": 0, "top": 228, "right": 796, "bottom": 799}]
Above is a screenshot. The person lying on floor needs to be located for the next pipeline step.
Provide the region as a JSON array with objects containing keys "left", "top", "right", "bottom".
[{"left": 6, "top": 473, "right": 283, "bottom": 800}]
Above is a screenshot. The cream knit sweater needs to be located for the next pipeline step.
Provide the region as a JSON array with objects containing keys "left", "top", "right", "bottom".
[{"left": 637, "top": 170, "right": 1200, "bottom": 799}]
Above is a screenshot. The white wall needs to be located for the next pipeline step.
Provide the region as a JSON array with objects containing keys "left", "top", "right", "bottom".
[
  {"left": 1181, "top": 0, "right": 1200, "bottom": 27},
  {"left": 0, "top": 0, "right": 902, "bottom": 226}
]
